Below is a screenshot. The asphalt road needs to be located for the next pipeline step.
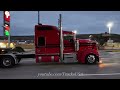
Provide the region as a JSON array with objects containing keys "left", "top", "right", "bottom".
[{"left": 0, "top": 50, "right": 120, "bottom": 79}]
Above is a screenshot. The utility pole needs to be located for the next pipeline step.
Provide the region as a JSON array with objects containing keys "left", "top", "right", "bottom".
[
  {"left": 38, "top": 11, "right": 42, "bottom": 25},
  {"left": 58, "top": 19, "right": 60, "bottom": 29},
  {"left": 8, "top": 30, "right": 10, "bottom": 48},
  {"left": 38, "top": 11, "right": 40, "bottom": 25},
  {"left": 59, "top": 14, "right": 64, "bottom": 62},
  {"left": 3, "top": 11, "right": 4, "bottom": 36}
]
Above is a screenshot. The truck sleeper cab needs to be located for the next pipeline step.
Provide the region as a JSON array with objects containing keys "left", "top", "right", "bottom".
[{"left": 35, "top": 24, "right": 99, "bottom": 64}]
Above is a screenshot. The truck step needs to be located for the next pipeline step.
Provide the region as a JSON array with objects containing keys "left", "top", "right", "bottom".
[{"left": 63, "top": 53, "right": 78, "bottom": 63}]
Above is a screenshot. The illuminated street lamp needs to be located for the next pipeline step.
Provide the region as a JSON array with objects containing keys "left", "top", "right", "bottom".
[
  {"left": 106, "top": 22, "right": 114, "bottom": 40},
  {"left": 106, "top": 22, "right": 114, "bottom": 34}
]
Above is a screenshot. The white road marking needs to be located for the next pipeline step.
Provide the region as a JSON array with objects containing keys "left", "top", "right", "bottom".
[
  {"left": 79, "top": 73, "right": 120, "bottom": 76},
  {"left": 34, "top": 73, "right": 120, "bottom": 78}
]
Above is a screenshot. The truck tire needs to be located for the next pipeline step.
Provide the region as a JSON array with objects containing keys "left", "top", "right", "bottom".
[
  {"left": 0, "top": 56, "right": 15, "bottom": 68},
  {"left": 85, "top": 54, "right": 98, "bottom": 64}
]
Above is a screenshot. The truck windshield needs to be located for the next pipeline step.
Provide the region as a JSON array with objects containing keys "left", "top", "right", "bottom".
[{"left": 64, "top": 35, "right": 73, "bottom": 40}]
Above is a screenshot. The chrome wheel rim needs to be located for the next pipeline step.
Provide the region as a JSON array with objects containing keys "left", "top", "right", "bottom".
[{"left": 87, "top": 55, "right": 95, "bottom": 63}]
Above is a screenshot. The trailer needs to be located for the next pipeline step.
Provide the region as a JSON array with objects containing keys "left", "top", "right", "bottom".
[{"left": 0, "top": 48, "right": 35, "bottom": 67}]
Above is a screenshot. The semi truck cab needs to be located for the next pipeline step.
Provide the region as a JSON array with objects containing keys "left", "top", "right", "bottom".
[{"left": 35, "top": 24, "right": 99, "bottom": 64}]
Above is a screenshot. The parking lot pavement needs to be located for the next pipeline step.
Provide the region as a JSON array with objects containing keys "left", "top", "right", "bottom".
[{"left": 0, "top": 50, "right": 120, "bottom": 79}]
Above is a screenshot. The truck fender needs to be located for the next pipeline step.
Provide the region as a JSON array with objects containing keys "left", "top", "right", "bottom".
[{"left": 77, "top": 49, "right": 99, "bottom": 63}]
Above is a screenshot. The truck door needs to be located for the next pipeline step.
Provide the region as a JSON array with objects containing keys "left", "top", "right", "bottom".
[{"left": 63, "top": 35, "right": 75, "bottom": 53}]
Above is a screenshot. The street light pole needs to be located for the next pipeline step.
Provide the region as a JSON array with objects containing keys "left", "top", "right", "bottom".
[
  {"left": 109, "top": 27, "right": 111, "bottom": 40},
  {"left": 108, "top": 27, "right": 111, "bottom": 34},
  {"left": 38, "top": 11, "right": 40, "bottom": 25},
  {"left": 3, "top": 11, "right": 4, "bottom": 36},
  {"left": 8, "top": 30, "right": 10, "bottom": 48},
  {"left": 3, "top": 11, "right": 11, "bottom": 48}
]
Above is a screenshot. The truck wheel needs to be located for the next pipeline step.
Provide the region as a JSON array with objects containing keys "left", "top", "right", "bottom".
[
  {"left": 85, "top": 54, "right": 97, "bottom": 64},
  {"left": 0, "top": 56, "right": 15, "bottom": 68}
]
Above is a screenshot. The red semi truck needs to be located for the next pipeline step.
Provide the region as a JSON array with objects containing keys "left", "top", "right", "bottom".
[{"left": 35, "top": 24, "right": 99, "bottom": 64}]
